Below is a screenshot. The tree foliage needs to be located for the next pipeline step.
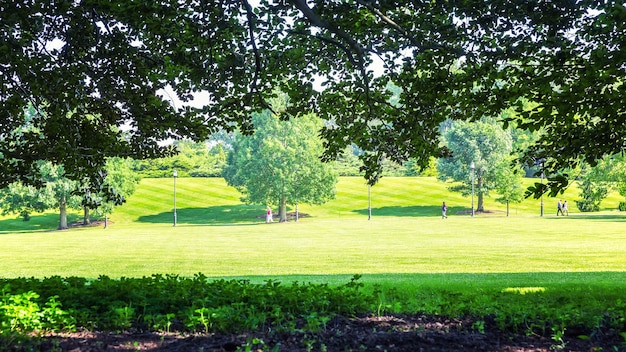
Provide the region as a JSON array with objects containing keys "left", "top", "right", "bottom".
[
  {"left": 576, "top": 171, "right": 609, "bottom": 212},
  {"left": 493, "top": 158, "right": 526, "bottom": 216},
  {"left": 575, "top": 154, "right": 626, "bottom": 212},
  {"left": 2, "top": 1, "right": 624, "bottom": 196},
  {"left": 0, "top": 161, "right": 79, "bottom": 229},
  {"left": 134, "top": 140, "right": 227, "bottom": 178},
  {"left": 84, "top": 157, "right": 141, "bottom": 223},
  {"left": 0, "top": 158, "right": 139, "bottom": 228},
  {"left": 223, "top": 104, "right": 337, "bottom": 222}
]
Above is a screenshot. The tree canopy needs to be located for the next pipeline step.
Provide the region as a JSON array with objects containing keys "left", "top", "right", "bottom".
[
  {"left": 223, "top": 104, "right": 337, "bottom": 222},
  {"left": 0, "top": 157, "right": 139, "bottom": 228},
  {"left": 437, "top": 119, "right": 518, "bottom": 212},
  {"left": 2, "top": 1, "right": 624, "bottom": 196}
]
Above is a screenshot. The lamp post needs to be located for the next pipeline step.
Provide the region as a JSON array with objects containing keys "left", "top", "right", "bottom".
[
  {"left": 173, "top": 169, "right": 178, "bottom": 227},
  {"left": 470, "top": 161, "right": 475, "bottom": 217},
  {"left": 294, "top": 168, "right": 299, "bottom": 222},
  {"left": 368, "top": 184, "right": 372, "bottom": 220},
  {"left": 541, "top": 163, "right": 543, "bottom": 216}
]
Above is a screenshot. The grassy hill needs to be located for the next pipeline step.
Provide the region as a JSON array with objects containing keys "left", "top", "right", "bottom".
[
  {"left": 116, "top": 176, "right": 620, "bottom": 224},
  {"left": 1, "top": 176, "right": 625, "bottom": 279},
  {"left": 1, "top": 176, "right": 624, "bottom": 230}
]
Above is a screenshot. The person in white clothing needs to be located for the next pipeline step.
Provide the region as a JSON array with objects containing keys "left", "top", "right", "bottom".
[{"left": 266, "top": 206, "right": 273, "bottom": 223}]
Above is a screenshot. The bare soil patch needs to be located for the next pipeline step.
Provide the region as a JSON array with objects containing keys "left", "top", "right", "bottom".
[
  {"left": 28, "top": 314, "right": 618, "bottom": 351},
  {"left": 68, "top": 220, "right": 112, "bottom": 228}
]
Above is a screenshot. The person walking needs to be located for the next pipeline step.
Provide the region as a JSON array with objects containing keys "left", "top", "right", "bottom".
[
  {"left": 441, "top": 202, "right": 448, "bottom": 219},
  {"left": 563, "top": 200, "right": 569, "bottom": 216},
  {"left": 557, "top": 200, "right": 564, "bottom": 216},
  {"left": 266, "top": 206, "right": 273, "bottom": 223}
]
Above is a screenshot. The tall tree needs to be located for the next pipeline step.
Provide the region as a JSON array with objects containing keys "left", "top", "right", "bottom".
[
  {"left": 223, "top": 105, "right": 337, "bottom": 222},
  {"left": 1, "top": 1, "right": 624, "bottom": 196},
  {"left": 576, "top": 164, "right": 610, "bottom": 212},
  {"left": 575, "top": 154, "right": 626, "bottom": 212},
  {"left": 40, "top": 162, "right": 80, "bottom": 229},
  {"left": 82, "top": 157, "right": 141, "bottom": 225},
  {"left": 0, "top": 161, "right": 81, "bottom": 229},
  {"left": 437, "top": 119, "right": 514, "bottom": 213},
  {"left": 493, "top": 157, "right": 526, "bottom": 216}
]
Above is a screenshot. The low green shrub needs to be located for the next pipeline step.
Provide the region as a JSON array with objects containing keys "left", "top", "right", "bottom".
[
  {"left": 0, "top": 274, "right": 370, "bottom": 336},
  {"left": 1, "top": 275, "right": 625, "bottom": 349}
]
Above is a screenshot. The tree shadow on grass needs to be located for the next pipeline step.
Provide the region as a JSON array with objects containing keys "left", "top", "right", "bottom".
[
  {"left": 545, "top": 213, "right": 626, "bottom": 222},
  {"left": 352, "top": 205, "right": 472, "bottom": 217},
  {"left": 136, "top": 204, "right": 267, "bottom": 225},
  {"left": 0, "top": 213, "right": 82, "bottom": 234}
]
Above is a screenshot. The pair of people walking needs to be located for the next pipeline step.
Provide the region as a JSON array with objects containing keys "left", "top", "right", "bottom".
[{"left": 557, "top": 200, "right": 569, "bottom": 216}]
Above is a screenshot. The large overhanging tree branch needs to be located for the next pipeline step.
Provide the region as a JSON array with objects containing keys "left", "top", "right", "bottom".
[{"left": 1, "top": 0, "right": 624, "bottom": 198}]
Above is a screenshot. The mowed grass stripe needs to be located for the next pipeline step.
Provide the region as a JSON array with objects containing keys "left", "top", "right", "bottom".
[{"left": 122, "top": 176, "right": 617, "bottom": 222}]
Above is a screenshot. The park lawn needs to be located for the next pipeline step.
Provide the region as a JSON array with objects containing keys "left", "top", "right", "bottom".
[
  {"left": 2, "top": 214, "right": 625, "bottom": 276},
  {"left": 1, "top": 176, "right": 624, "bottom": 287},
  {"left": 1, "top": 176, "right": 620, "bottom": 229}
]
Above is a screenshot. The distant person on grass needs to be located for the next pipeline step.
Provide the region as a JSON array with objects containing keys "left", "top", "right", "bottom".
[
  {"left": 266, "top": 206, "right": 273, "bottom": 223},
  {"left": 442, "top": 202, "right": 448, "bottom": 219},
  {"left": 563, "top": 200, "right": 569, "bottom": 216},
  {"left": 557, "top": 200, "right": 564, "bottom": 216}
]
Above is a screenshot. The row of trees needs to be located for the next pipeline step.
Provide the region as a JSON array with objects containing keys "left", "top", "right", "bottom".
[
  {"left": 0, "top": 105, "right": 141, "bottom": 229},
  {"left": 0, "top": 158, "right": 139, "bottom": 229},
  {"left": 4, "top": 91, "right": 626, "bottom": 228},
  {"left": 0, "top": 98, "right": 513, "bottom": 227}
]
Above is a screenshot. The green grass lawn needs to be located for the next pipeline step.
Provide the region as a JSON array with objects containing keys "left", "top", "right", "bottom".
[
  {"left": 2, "top": 176, "right": 626, "bottom": 343},
  {"left": 1, "top": 177, "right": 624, "bottom": 283}
]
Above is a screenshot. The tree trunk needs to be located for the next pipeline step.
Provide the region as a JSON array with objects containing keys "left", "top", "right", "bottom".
[
  {"left": 83, "top": 206, "right": 90, "bottom": 225},
  {"left": 58, "top": 197, "right": 68, "bottom": 230},
  {"left": 506, "top": 200, "right": 510, "bottom": 217},
  {"left": 279, "top": 197, "right": 287, "bottom": 222},
  {"left": 477, "top": 177, "right": 485, "bottom": 212}
]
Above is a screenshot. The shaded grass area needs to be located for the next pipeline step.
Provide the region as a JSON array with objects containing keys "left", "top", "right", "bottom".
[{"left": 1, "top": 272, "right": 625, "bottom": 351}]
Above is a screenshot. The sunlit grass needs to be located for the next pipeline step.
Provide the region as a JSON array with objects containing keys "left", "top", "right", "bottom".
[
  {"left": 1, "top": 176, "right": 624, "bottom": 284},
  {"left": 1, "top": 210, "right": 625, "bottom": 279}
]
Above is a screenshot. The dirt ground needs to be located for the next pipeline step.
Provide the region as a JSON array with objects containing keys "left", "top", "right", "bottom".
[{"left": 30, "top": 314, "right": 622, "bottom": 352}]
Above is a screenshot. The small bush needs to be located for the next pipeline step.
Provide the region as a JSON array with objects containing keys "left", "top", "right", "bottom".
[{"left": 576, "top": 199, "right": 600, "bottom": 212}]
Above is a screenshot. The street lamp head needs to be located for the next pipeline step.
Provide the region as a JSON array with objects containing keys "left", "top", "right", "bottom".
[
  {"left": 173, "top": 170, "right": 178, "bottom": 178},
  {"left": 470, "top": 161, "right": 475, "bottom": 170}
]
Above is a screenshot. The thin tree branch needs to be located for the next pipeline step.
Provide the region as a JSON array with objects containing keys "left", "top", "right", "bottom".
[
  {"left": 240, "top": 0, "right": 274, "bottom": 113},
  {"left": 288, "top": 0, "right": 374, "bottom": 117}
]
